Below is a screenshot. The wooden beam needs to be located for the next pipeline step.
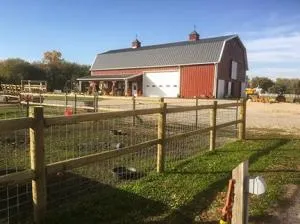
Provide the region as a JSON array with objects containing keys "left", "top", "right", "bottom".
[
  {"left": 166, "top": 104, "right": 214, "bottom": 113},
  {"left": 0, "top": 117, "right": 34, "bottom": 133},
  {"left": 46, "top": 139, "right": 160, "bottom": 175},
  {"left": 165, "top": 119, "right": 242, "bottom": 143},
  {"left": 165, "top": 126, "right": 213, "bottom": 142},
  {"left": 232, "top": 160, "right": 249, "bottom": 224},
  {"left": 44, "top": 108, "right": 161, "bottom": 126},
  {"left": 216, "top": 120, "right": 243, "bottom": 129},
  {"left": 0, "top": 169, "right": 34, "bottom": 185},
  {"left": 217, "top": 102, "right": 242, "bottom": 109}
]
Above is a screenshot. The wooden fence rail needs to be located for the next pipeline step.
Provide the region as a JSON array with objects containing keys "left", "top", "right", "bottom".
[{"left": 0, "top": 99, "right": 246, "bottom": 223}]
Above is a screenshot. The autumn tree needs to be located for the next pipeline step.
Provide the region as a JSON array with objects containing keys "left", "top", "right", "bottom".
[{"left": 42, "top": 50, "right": 63, "bottom": 64}]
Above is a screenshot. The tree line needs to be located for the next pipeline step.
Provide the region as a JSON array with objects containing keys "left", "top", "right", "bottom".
[
  {"left": 0, "top": 50, "right": 90, "bottom": 91},
  {"left": 249, "top": 76, "right": 300, "bottom": 94}
]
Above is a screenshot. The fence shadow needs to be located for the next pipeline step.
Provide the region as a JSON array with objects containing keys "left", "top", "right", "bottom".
[
  {"left": 1, "top": 170, "right": 167, "bottom": 224},
  {"left": 47, "top": 171, "right": 167, "bottom": 223},
  {"left": 158, "top": 138, "right": 291, "bottom": 223},
  {"left": 160, "top": 176, "right": 229, "bottom": 223}
]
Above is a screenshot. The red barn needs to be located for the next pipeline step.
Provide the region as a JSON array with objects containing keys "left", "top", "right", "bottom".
[{"left": 79, "top": 30, "right": 248, "bottom": 98}]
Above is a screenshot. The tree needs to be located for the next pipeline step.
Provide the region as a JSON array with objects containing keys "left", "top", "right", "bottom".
[
  {"left": 0, "top": 51, "right": 90, "bottom": 91},
  {"left": 42, "top": 50, "right": 63, "bottom": 64},
  {"left": 250, "top": 77, "right": 274, "bottom": 92},
  {"left": 0, "top": 58, "right": 46, "bottom": 84}
]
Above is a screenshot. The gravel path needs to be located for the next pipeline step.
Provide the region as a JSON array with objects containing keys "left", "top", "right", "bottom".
[{"left": 246, "top": 102, "right": 300, "bottom": 136}]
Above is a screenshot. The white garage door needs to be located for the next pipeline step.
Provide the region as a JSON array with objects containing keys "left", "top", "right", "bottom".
[{"left": 143, "top": 71, "right": 180, "bottom": 97}]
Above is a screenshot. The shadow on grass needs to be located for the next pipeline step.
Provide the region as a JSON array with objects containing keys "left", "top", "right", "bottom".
[
  {"left": 160, "top": 176, "right": 229, "bottom": 224},
  {"left": 45, "top": 172, "right": 167, "bottom": 224},
  {"left": 159, "top": 139, "right": 291, "bottom": 223},
  {"left": 1, "top": 171, "right": 166, "bottom": 224},
  {"left": 248, "top": 139, "right": 290, "bottom": 165}
]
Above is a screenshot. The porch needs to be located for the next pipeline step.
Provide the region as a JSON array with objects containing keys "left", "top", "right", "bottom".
[{"left": 77, "top": 74, "right": 143, "bottom": 96}]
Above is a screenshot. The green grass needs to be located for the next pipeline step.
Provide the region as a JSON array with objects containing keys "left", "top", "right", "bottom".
[
  {"left": 44, "top": 138, "right": 300, "bottom": 223},
  {"left": 0, "top": 105, "right": 26, "bottom": 119}
]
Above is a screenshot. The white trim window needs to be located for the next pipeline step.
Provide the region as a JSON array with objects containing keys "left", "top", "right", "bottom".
[{"left": 231, "top": 61, "right": 238, "bottom": 80}]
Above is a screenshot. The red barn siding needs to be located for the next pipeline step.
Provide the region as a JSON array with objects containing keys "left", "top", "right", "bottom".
[
  {"left": 218, "top": 38, "right": 247, "bottom": 82},
  {"left": 92, "top": 66, "right": 178, "bottom": 76},
  {"left": 180, "top": 64, "right": 215, "bottom": 98}
]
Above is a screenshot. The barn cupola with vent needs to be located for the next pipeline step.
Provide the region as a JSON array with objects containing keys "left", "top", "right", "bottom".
[
  {"left": 189, "top": 30, "right": 200, "bottom": 41},
  {"left": 132, "top": 38, "right": 141, "bottom": 49}
]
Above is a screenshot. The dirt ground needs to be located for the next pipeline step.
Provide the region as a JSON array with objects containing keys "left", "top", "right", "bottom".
[{"left": 246, "top": 102, "right": 300, "bottom": 137}]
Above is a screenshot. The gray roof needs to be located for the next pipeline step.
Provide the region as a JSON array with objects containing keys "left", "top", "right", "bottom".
[{"left": 91, "top": 35, "right": 238, "bottom": 71}]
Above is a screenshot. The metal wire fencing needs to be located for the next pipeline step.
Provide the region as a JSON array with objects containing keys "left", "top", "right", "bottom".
[
  {"left": 0, "top": 129, "right": 32, "bottom": 223},
  {"left": 0, "top": 99, "right": 245, "bottom": 224}
]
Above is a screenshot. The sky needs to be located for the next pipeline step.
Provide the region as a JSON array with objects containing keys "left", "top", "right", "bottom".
[{"left": 0, "top": 0, "right": 300, "bottom": 79}]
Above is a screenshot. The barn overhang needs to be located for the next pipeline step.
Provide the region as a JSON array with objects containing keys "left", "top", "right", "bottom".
[{"left": 76, "top": 73, "right": 142, "bottom": 82}]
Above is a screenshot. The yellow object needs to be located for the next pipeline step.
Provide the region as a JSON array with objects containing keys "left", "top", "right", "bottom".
[
  {"left": 245, "top": 88, "right": 256, "bottom": 96},
  {"left": 219, "top": 219, "right": 228, "bottom": 224}
]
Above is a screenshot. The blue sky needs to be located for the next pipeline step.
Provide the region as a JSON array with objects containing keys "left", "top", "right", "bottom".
[{"left": 0, "top": 0, "right": 299, "bottom": 79}]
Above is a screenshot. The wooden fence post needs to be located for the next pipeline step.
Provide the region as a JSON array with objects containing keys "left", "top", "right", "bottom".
[
  {"left": 39, "top": 92, "right": 42, "bottom": 105},
  {"left": 195, "top": 97, "right": 199, "bottom": 128},
  {"left": 30, "top": 106, "right": 46, "bottom": 224},
  {"left": 94, "top": 93, "right": 98, "bottom": 112},
  {"left": 238, "top": 99, "right": 246, "bottom": 140},
  {"left": 74, "top": 94, "right": 77, "bottom": 114},
  {"left": 232, "top": 160, "right": 249, "bottom": 224},
  {"left": 157, "top": 98, "right": 166, "bottom": 173},
  {"left": 132, "top": 96, "right": 136, "bottom": 126},
  {"left": 26, "top": 100, "right": 29, "bottom": 117},
  {"left": 209, "top": 101, "right": 217, "bottom": 151},
  {"left": 65, "top": 92, "right": 68, "bottom": 109}
]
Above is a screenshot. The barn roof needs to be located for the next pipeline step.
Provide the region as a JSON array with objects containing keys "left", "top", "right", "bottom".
[{"left": 91, "top": 35, "right": 240, "bottom": 71}]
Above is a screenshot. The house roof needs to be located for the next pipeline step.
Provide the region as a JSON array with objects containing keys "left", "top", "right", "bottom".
[{"left": 91, "top": 35, "right": 243, "bottom": 71}]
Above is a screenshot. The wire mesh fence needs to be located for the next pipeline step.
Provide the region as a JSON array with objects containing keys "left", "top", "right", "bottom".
[
  {"left": 0, "top": 129, "right": 32, "bottom": 223},
  {"left": 0, "top": 99, "right": 244, "bottom": 224}
]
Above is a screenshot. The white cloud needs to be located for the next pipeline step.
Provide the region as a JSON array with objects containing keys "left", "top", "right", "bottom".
[
  {"left": 242, "top": 23, "right": 300, "bottom": 78},
  {"left": 246, "top": 33, "right": 300, "bottom": 63},
  {"left": 248, "top": 67, "right": 299, "bottom": 80}
]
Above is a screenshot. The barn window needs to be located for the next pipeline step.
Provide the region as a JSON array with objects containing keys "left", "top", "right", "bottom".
[
  {"left": 173, "top": 85, "right": 177, "bottom": 87},
  {"left": 166, "top": 85, "right": 170, "bottom": 87},
  {"left": 231, "top": 61, "right": 238, "bottom": 80},
  {"left": 152, "top": 85, "right": 156, "bottom": 87},
  {"left": 146, "top": 85, "right": 150, "bottom": 87},
  {"left": 159, "top": 85, "right": 163, "bottom": 87}
]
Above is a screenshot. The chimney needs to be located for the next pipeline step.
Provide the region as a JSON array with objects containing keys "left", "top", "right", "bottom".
[
  {"left": 132, "top": 38, "right": 141, "bottom": 49},
  {"left": 189, "top": 30, "right": 200, "bottom": 41}
]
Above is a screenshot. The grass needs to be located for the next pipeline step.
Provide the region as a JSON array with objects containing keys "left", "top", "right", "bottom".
[
  {"left": 0, "top": 105, "right": 26, "bottom": 119},
  {"left": 44, "top": 138, "right": 300, "bottom": 223}
]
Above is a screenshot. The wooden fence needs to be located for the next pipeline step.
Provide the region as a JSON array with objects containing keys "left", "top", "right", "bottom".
[{"left": 0, "top": 99, "right": 246, "bottom": 224}]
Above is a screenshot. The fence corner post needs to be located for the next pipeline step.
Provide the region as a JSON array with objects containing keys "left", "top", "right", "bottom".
[
  {"left": 209, "top": 100, "right": 217, "bottom": 151},
  {"left": 132, "top": 96, "right": 136, "bottom": 125},
  {"left": 30, "top": 106, "right": 46, "bottom": 224},
  {"left": 238, "top": 99, "right": 247, "bottom": 140},
  {"left": 157, "top": 97, "right": 166, "bottom": 173},
  {"left": 232, "top": 160, "right": 249, "bottom": 224}
]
